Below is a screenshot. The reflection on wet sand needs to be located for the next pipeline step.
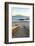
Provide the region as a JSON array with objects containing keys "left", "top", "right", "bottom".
[{"left": 12, "top": 21, "right": 29, "bottom": 38}]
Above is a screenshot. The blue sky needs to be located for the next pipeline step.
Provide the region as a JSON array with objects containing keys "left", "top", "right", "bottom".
[{"left": 11, "top": 7, "right": 32, "bottom": 16}]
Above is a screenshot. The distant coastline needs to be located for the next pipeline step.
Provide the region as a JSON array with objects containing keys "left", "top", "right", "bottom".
[{"left": 12, "top": 15, "right": 29, "bottom": 22}]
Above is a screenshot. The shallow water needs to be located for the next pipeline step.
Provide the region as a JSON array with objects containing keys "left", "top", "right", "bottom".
[{"left": 12, "top": 20, "right": 29, "bottom": 38}]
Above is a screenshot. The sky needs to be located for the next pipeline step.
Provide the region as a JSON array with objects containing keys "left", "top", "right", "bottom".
[{"left": 11, "top": 7, "right": 32, "bottom": 16}]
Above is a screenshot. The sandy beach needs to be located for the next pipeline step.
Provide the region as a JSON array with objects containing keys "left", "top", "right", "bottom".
[{"left": 12, "top": 20, "right": 29, "bottom": 38}]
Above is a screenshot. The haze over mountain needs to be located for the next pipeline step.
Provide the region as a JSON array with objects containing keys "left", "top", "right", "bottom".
[{"left": 12, "top": 15, "right": 29, "bottom": 20}]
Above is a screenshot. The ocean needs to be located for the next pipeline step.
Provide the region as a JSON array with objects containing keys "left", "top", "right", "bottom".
[{"left": 12, "top": 16, "right": 29, "bottom": 22}]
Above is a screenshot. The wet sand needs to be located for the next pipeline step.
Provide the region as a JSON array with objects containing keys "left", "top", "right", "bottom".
[{"left": 12, "top": 21, "right": 29, "bottom": 38}]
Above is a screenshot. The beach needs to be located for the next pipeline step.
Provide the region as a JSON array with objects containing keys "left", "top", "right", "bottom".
[{"left": 12, "top": 20, "right": 29, "bottom": 38}]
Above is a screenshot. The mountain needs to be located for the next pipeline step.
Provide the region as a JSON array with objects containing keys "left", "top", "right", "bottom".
[{"left": 12, "top": 15, "right": 29, "bottom": 20}]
